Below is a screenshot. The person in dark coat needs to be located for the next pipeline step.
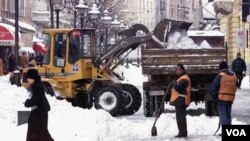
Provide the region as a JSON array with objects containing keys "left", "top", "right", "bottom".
[
  {"left": 8, "top": 53, "right": 17, "bottom": 72},
  {"left": 231, "top": 53, "right": 247, "bottom": 89},
  {"left": 209, "top": 61, "right": 237, "bottom": 125},
  {"left": 24, "top": 69, "right": 54, "bottom": 141},
  {"left": 35, "top": 53, "right": 44, "bottom": 66},
  {"left": 170, "top": 63, "right": 191, "bottom": 138}
]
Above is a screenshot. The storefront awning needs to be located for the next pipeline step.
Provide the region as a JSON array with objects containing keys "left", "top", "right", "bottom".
[
  {"left": 0, "top": 23, "right": 23, "bottom": 46},
  {"left": 5, "top": 18, "right": 36, "bottom": 32}
]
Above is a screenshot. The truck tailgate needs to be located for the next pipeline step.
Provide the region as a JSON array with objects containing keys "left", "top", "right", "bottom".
[{"left": 142, "top": 48, "right": 227, "bottom": 75}]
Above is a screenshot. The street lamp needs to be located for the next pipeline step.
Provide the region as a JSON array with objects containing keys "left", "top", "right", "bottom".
[
  {"left": 111, "top": 15, "right": 121, "bottom": 41},
  {"left": 111, "top": 15, "right": 121, "bottom": 28},
  {"left": 52, "top": 0, "right": 64, "bottom": 28},
  {"left": 101, "top": 10, "right": 112, "bottom": 25},
  {"left": 101, "top": 10, "right": 112, "bottom": 52},
  {"left": 88, "top": 3, "right": 101, "bottom": 21},
  {"left": 119, "top": 21, "right": 129, "bottom": 30},
  {"left": 75, "top": 0, "right": 89, "bottom": 28}
]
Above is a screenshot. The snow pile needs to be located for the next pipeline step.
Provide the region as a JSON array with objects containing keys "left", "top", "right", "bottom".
[
  {"left": 0, "top": 65, "right": 249, "bottom": 141},
  {"left": 0, "top": 74, "right": 28, "bottom": 126},
  {"left": 200, "top": 40, "right": 212, "bottom": 48},
  {"left": 167, "top": 31, "right": 212, "bottom": 49}
]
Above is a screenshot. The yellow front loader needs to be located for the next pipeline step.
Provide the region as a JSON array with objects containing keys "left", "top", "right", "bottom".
[{"left": 22, "top": 25, "right": 152, "bottom": 116}]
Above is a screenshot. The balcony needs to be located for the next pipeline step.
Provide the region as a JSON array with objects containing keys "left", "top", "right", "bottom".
[{"left": 32, "top": 10, "right": 50, "bottom": 27}]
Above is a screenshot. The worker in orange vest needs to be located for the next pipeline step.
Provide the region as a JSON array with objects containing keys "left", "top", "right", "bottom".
[
  {"left": 209, "top": 61, "right": 237, "bottom": 125},
  {"left": 170, "top": 63, "right": 191, "bottom": 138}
]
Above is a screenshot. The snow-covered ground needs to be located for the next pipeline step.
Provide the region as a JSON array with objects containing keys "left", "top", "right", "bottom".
[{"left": 0, "top": 64, "right": 249, "bottom": 141}]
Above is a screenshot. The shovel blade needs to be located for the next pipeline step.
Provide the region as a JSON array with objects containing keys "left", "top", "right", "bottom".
[
  {"left": 17, "top": 111, "right": 30, "bottom": 126},
  {"left": 151, "top": 126, "right": 157, "bottom": 136}
]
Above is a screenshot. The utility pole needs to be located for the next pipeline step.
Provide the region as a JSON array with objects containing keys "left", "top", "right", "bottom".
[
  {"left": 14, "top": 0, "right": 21, "bottom": 86},
  {"left": 49, "top": 0, "right": 55, "bottom": 28},
  {"left": 15, "top": 0, "right": 19, "bottom": 65}
]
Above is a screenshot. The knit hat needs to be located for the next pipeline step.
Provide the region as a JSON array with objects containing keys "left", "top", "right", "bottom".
[
  {"left": 26, "top": 69, "right": 40, "bottom": 80},
  {"left": 237, "top": 52, "right": 241, "bottom": 57},
  {"left": 177, "top": 63, "right": 185, "bottom": 70},
  {"left": 219, "top": 61, "right": 228, "bottom": 70}
]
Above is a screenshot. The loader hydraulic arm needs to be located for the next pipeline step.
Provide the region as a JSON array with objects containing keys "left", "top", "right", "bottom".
[{"left": 93, "top": 24, "right": 152, "bottom": 69}]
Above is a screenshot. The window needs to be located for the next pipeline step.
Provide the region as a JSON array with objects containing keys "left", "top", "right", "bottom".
[
  {"left": 68, "top": 30, "right": 92, "bottom": 64},
  {"left": 33, "top": 0, "right": 48, "bottom": 11},
  {"left": 160, "top": 0, "right": 165, "bottom": 10},
  {"left": 8, "top": 0, "right": 24, "bottom": 16},
  {"left": 19, "top": 0, "right": 24, "bottom": 16},
  {"left": 9, "top": 0, "right": 15, "bottom": 13},
  {"left": 42, "top": 34, "right": 51, "bottom": 65},
  {"left": 54, "top": 33, "right": 67, "bottom": 67}
]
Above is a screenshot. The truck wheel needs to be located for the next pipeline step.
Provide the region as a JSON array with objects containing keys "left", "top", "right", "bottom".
[
  {"left": 121, "top": 84, "right": 142, "bottom": 115},
  {"left": 94, "top": 86, "right": 123, "bottom": 116},
  {"left": 143, "top": 90, "right": 154, "bottom": 117}
]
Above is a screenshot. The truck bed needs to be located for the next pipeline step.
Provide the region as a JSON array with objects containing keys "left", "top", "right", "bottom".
[{"left": 141, "top": 48, "right": 227, "bottom": 75}]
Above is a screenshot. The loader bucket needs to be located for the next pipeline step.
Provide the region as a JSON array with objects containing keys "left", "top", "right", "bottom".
[
  {"left": 148, "top": 19, "right": 192, "bottom": 48},
  {"left": 17, "top": 110, "right": 30, "bottom": 126}
]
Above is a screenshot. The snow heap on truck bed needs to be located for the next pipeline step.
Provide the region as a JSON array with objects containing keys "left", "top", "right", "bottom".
[{"left": 167, "top": 30, "right": 224, "bottom": 49}]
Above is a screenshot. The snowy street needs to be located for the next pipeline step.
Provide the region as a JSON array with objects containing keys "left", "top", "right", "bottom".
[{"left": 0, "top": 65, "right": 249, "bottom": 141}]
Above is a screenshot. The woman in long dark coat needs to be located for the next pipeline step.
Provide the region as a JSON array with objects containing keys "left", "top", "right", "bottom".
[{"left": 24, "top": 69, "right": 54, "bottom": 141}]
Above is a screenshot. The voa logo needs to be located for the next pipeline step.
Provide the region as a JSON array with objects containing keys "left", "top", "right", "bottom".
[{"left": 226, "top": 129, "right": 246, "bottom": 136}]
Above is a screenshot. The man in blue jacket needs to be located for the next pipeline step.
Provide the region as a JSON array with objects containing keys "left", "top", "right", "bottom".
[{"left": 209, "top": 61, "right": 237, "bottom": 125}]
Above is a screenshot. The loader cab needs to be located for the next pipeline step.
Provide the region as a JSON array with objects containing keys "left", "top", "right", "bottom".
[
  {"left": 40, "top": 28, "right": 96, "bottom": 78},
  {"left": 43, "top": 29, "right": 96, "bottom": 64}
]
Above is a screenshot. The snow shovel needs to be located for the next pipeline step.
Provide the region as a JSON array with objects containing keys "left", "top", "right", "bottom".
[
  {"left": 17, "top": 110, "right": 30, "bottom": 126},
  {"left": 151, "top": 84, "right": 171, "bottom": 136}
]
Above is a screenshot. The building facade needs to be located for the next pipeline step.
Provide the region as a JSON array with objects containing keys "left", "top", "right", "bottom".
[
  {"left": 122, "top": 0, "right": 156, "bottom": 31},
  {"left": 0, "top": 0, "right": 36, "bottom": 47},
  {"left": 217, "top": 0, "right": 250, "bottom": 70},
  {"left": 156, "top": 0, "right": 203, "bottom": 30}
]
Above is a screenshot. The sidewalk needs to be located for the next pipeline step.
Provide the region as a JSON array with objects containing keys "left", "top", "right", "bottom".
[{"left": 232, "top": 75, "right": 250, "bottom": 124}]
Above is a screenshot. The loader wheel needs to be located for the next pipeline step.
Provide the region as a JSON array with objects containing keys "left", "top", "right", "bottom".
[
  {"left": 94, "top": 86, "right": 123, "bottom": 116},
  {"left": 143, "top": 90, "right": 154, "bottom": 117},
  {"left": 121, "top": 84, "right": 142, "bottom": 115}
]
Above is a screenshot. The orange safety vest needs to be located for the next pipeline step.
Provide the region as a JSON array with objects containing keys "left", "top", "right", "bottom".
[
  {"left": 170, "top": 74, "right": 191, "bottom": 106},
  {"left": 218, "top": 72, "right": 237, "bottom": 102}
]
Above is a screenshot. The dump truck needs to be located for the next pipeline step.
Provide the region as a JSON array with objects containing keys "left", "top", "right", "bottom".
[{"left": 142, "top": 19, "right": 227, "bottom": 117}]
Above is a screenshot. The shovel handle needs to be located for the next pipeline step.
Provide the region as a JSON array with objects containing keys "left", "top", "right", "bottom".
[{"left": 152, "top": 83, "right": 171, "bottom": 126}]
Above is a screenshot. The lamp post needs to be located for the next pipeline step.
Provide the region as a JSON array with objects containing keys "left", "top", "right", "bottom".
[
  {"left": 14, "top": 0, "right": 19, "bottom": 66},
  {"left": 75, "top": 0, "right": 89, "bottom": 28},
  {"left": 111, "top": 15, "right": 121, "bottom": 42},
  {"left": 88, "top": 3, "right": 101, "bottom": 27},
  {"left": 101, "top": 10, "right": 112, "bottom": 52},
  {"left": 13, "top": 0, "right": 21, "bottom": 86},
  {"left": 52, "top": 0, "right": 64, "bottom": 28}
]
